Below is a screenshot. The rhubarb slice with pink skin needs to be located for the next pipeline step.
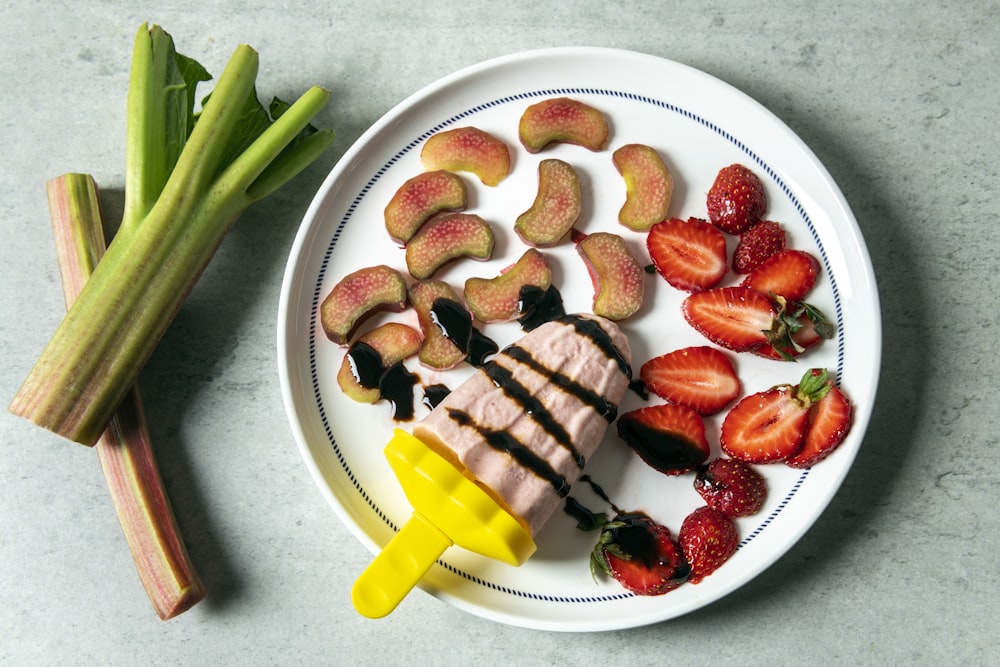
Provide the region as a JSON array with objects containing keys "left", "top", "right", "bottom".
[
  {"left": 515, "top": 159, "right": 582, "bottom": 247},
  {"left": 613, "top": 143, "right": 674, "bottom": 231},
  {"left": 420, "top": 126, "right": 511, "bottom": 186},
  {"left": 409, "top": 280, "right": 468, "bottom": 369},
  {"left": 577, "top": 231, "right": 645, "bottom": 321},
  {"left": 518, "top": 97, "right": 609, "bottom": 153},
  {"left": 384, "top": 170, "right": 468, "bottom": 245},
  {"left": 464, "top": 248, "right": 553, "bottom": 322},
  {"left": 321, "top": 265, "right": 409, "bottom": 345},
  {"left": 46, "top": 173, "right": 205, "bottom": 620},
  {"left": 405, "top": 212, "right": 495, "bottom": 279},
  {"left": 337, "top": 322, "right": 423, "bottom": 403}
]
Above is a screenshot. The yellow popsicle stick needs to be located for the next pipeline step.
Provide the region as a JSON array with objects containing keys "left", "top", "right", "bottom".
[{"left": 351, "top": 429, "right": 536, "bottom": 618}]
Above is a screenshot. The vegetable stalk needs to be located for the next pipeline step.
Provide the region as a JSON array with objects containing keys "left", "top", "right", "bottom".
[
  {"left": 47, "top": 173, "right": 204, "bottom": 619},
  {"left": 10, "top": 25, "right": 335, "bottom": 445}
]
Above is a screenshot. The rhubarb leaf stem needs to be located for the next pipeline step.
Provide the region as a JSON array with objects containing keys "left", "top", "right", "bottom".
[{"left": 46, "top": 173, "right": 205, "bottom": 619}]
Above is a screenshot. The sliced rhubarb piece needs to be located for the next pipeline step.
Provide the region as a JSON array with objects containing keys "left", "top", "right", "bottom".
[
  {"left": 337, "top": 322, "right": 423, "bottom": 403},
  {"left": 384, "top": 170, "right": 467, "bottom": 245},
  {"left": 514, "top": 159, "right": 582, "bottom": 247},
  {"left": 320, "top": 265, "right": 408, "bottom": 345},
  {"left": 518, "top": 97, "right": 609, "bottom": 153},
  {"left": 408, "top": 280, "right": 468, "bottom": 369},
  {"left": 577, "top": 232, "right": 645, "bottom": 321},
  {"left": 405, "top": 212, "right": 495, "bottom": 279},
  {"left": 464, "top": 248, "right": 553, "bottom": 322},
  {"left": 613, "top": 143, "right": 673, "bottom": 231},
  {"left": 420, "top": 126, "right": 511, "bottom": 186}
]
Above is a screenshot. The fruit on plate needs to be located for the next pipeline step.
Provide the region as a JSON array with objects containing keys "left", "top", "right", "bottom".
[
  {"left": 518, "top": 96, "right": 609, "bottom": 153},
  {"left": 742, "top": 249, "right": 820, "bottom": 301},
  {"left": 514, "top": 158, "right": 582, "bottom": 246},
  {"left": 679, "top": 505, "right": 739, "bottom": 584},
  {"left": 420, "top": 126, "right": 511, "bottom": 186},
  {"left": 720, "top": 367, "right": 851, "bottom": 464},
  {"left": 404, "top": 212, "right": 495, "bottom": 279},
  {"left": 384, "top": 170, "right": 468, "bottom": 245},
  {"left": 784, "top": 376, "right": 853, "bottom": 468},
  {"left": 408, "top": 280, "right": 468, "bottom": 370},
  {"left": 576, "top": 231, "right": 645, "bottom": 320},
  {"left": 616, "top": 403, "right": 710, "bottom": 475},
  {"left": 646, "top": 216, "right": 728, "bottom": 292},
  {"left": 706, "top": 163, "right": 767, "bottom": 234},
  {"left": 752, "top": 304, "right": 828, "bottom": 361},
  {"left": 337, "top": 322, "right": 423, "bottom": 403},
  {"left": 732, "top": 220, "right": 786, "bottom": 274},
  {"left": 320, "top": 265, "right": 408, "bottom": 345},
  {"left": 639, "top": 346, "right": 741, "bottom": 416},
  {"left": 612, "top": 143, "right": 674, "bottom": 232},
  {"left": 693, "top": 458, "right": 768, "bottom": 517},
  {"left": 681, "top": 286, "right": 776, "bottom": 352},
  {"left": 464, "top": 248, "right": 553, "bottom": 323},
  {"left": 590, "top": 511, "right": 690, "bottom": 595}
]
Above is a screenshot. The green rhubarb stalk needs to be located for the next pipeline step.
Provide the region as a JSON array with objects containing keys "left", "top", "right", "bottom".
[
  {"left": 47, "top": 173, "right": 205, "bottom": 619},
  {"left": 10, "top": 24, "right": 335, "bottom": 445}
]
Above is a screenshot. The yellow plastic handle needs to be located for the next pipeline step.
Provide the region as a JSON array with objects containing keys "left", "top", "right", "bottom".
[{"left": 351, "top": 511, "right": 452, "bottom": 618}]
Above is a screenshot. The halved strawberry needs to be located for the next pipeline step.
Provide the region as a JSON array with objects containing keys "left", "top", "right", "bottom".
[
  {"left": 785, "top": 373, "right": 853, "bottom": 468},
  {"left": 617, "top": 403, "right": 710, "bottom": 475},
  {"left": 754, "top": 300, "right": 834, "bottom": 361},
  {"left": 646, "top": 217, "right": 728, "bottom": 292},
  {"left": 679, "top": 506, "right": 739, "bottom": 584},
  {"left": 590, "top": 511, "right": 690, "bottom": 595},
  {"left": 742, "top": 249, "right": 819, "bottom": 301},
  {"left": 706, "top": 164, "right": 767, "bottom": 234},
  {"left": 681, "top": 286, "right": 776, "bottom": 352},
  {"left": 732, "top": 220, "right": 785, "bottom": 273},
  {"left": 640, "top": 346, "right": 741, "bottom": 416},
  {"left": 694, "top": 457, "right": 768, "bottom": 517},
  {"left": 720, "top": 367, "right": 835, "bottom": 463}
]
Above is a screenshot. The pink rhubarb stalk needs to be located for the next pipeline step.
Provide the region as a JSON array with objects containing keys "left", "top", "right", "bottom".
[{"left": 46, "top": 173, "right": 205, "bottom": 619}]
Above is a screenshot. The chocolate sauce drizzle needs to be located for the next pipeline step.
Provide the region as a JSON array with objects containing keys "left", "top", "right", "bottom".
[
  {"left": 345, "top": 341, "right": 418, "bottom": 421},
  {"left": 442, "top": 314, "right": 633, "bottom": 496},
  {"left": 430, "top": 297, "right": 499, "bottom": 367},
  {"left": 483, "top": 361, "right": 585, "bottom": 468},
  {"left": 447, "top": 408, "right": 570, "bottom": 497},
  {"left": 502, "top": 345, "right": 619, "bottom": 422},
  {"left": 517, "top": 284, "right": 566, "bottom": 331}
]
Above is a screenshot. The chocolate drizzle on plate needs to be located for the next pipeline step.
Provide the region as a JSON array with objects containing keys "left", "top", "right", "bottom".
[{"left": 430, "top": 297, "right": 499, "bottom": 367}]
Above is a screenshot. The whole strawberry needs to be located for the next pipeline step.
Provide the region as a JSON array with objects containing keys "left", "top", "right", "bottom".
[
  {"left": 694, "top": 458, "right": 768, "bottom": 517},
  {"left": 679, "top": 506, "right": 739, "bottom": 584},
  {"left": 590, "top": 511, "right": 690, "bottom": 595},
  {"left": 706, "top": 164, "right": 767, "bottom": 234},
  {"left": 732, "top": 220, "right": 785, "bottom": 273}
]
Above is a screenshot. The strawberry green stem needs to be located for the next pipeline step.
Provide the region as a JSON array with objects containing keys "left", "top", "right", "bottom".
[
  {"left": 46, "top": 173, "right": 205, "bottom": 619},
  {"left": 9, "top": 29, "right": 334, "bottom": 445}
]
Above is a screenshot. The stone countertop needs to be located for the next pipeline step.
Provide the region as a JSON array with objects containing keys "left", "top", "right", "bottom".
[{"left": 2, "top": 2, "right": 997, "bottom": 664}]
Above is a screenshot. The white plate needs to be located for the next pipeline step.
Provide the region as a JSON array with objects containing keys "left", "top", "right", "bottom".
[{"left": 277, "top": 47, "right": 881, "bottom": 632}]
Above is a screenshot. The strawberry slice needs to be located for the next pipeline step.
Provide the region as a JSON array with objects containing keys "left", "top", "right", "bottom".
[
  {"left": 742, "top": 249, "right": 819, "bottom": 301},
  {"left": 639, "top": 346, "right": 741, "bottom": 416},
  {"left": 617, "top": 403, "right": 710, "bottom": 475},
  {"left": 646, "top": 217, "right": 728, "bottom": 292},
  {"left": 590, "top": 511, "right": 690, "bottom": 595},
  {"left": 721, "top": 368, "right": 835, "bottom": 463},
  {"left": 754, "top": 306, "right": 824, "bottom": 360},
  {"left": 681, "top": 286, "right": 776, "bottom": 352},
  {"left": 785, "top": 374, "right": 853, "bottom": 468},
  {"left": 679, "top": 506, "right": 738, "bottom": 584},
  {"left": 732, "top": 220, "right": 785, "bottom": 273}
]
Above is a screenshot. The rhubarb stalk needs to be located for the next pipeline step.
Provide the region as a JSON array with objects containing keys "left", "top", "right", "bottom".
[
  {"left": 47, "top": 173, "right": 204, "bottom": 619},
  {"left": 10, "top": 24, "right": 335, "bottom": 445}
]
